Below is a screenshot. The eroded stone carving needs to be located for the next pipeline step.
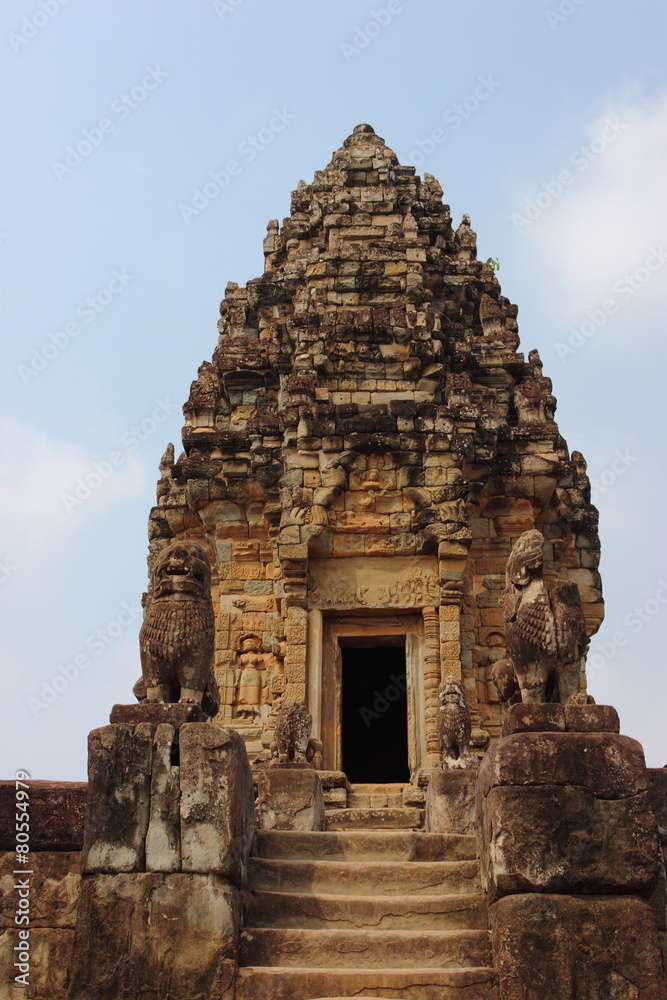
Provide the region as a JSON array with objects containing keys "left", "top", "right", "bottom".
[
  {"left": 491, "top": 657, "right": 521, "bottom": 710},
  {"left": 270, "top": 701, "right": 313, "bottom": 766},
  {"left": 139, "top": 541, "right": 218, "bottom": 714},
  {"left": 308, "top": 557, "right": 439, "bottom": 610},
  {"left": 499, "top": 529, "right": 588, "bottom": 704},
  {"left": 233, "top": 634, "right": 264, "bottom": 721},
  {"left": 437, "top": 677, "right": 477, "bottom": 769}
]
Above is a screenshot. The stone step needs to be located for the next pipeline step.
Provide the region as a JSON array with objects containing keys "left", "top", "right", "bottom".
[
  {"left": 347, "top": 791, "right": 405, "bottom": 808},
  {"left": 252, "top": 830, "right": 477, "bottom": 863},
  {"left": 248, "top": 858, "right": 481, "bottom": 896},
  {"left": 240, "top": 926, "right": 492, "bottom": 969},
  {"left": 325, "top": 807, "right": 422, "bottom": 830},
  {"left": 244, "top": 889, "right": 489, "bottom": 931},
  {"left": 236, "top": 966, "right": 498, "bottom": 1000},
  {"left": 347, "top": 782, "right": 408, "bottom": 810}
]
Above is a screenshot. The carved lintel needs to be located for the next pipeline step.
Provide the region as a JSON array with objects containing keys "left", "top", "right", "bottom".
[{"left": 308, "top": 556, "right": 439, "bottom": 610}]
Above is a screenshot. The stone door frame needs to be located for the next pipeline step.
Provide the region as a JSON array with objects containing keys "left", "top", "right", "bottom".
[{"left": 307, "top": 610, "right": 426, "bottom": 776}]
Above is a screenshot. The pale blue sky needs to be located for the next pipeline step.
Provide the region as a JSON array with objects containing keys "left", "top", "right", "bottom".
[{"left": 2, "top": 0, "right": 666, "bottom": 778}]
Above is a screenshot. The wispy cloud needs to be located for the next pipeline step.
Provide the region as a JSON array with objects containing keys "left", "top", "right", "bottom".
[
  {"left": 0, "top": 420, "right": 147, "bottom": 553},
  {"left": 534, "top": 88, "right": 667, "bottom": 317}
]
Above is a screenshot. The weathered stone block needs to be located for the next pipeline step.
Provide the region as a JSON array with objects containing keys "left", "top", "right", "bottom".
[
  {"left": 502, "top": 703, "right": 566, "bottom": 734},
  {"left": 564, "top": 702, "right": 620, "bottom": 732},
  {"left": 316, "top": 770, "right": 350, "bottom": 791},
  {"left": 81, "top": 724, "right": 154, "bottom": 874},
  {"left": 323, "top": 786, "right": 347, "bottom": 808},
  {"left": 648, "top": 768, "right": 667, "bottom": 841},
  {"left": 256, "top": 768, "right": 325, "bottom": 831},
  {"left": 179, "top": 724, "right": 254, "bottom": 885},
  {"left": 426, "top": 769, "right": 477, "bottom": 836},
  {"left": 67, "top": 873, "right": 240, "bottom": 1000},
  {"left": 145, "top": 724, "right": 181, "bottom": 873},
  {"left": 1, "top": 850, "right": 80, "bottom": 928},
  {"left": 1, "top": 851, "right": 80, "bottom": 1000},
  {"left": 0, "top": 781, "right": 87, "bottom": 853},
  {"left": 480, "top": 784, "right": 659, "bottom": 898},
  {"left": 478, "top": 731, "right": 648, "bottom": 800},
  {"left": 110, "top": 703, "right": 204, "bottom": 726},
  {"left": 502, "top": 702, "right": 621, "bottom": 736},
  {"left": 1, "top": 926, "right": 75, "bottom": 1000},
  {"left": 491, "top": 894, "right": 667, "bottom": 999}
]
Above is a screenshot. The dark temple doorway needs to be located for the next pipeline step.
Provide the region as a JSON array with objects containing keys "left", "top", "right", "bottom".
[{"left": 341, "top": 640, "right": 409, "bottom": 783}]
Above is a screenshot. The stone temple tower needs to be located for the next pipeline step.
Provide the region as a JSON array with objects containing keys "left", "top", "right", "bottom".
[
  {"left": 148, "top": 123, "right": 603, "bottom": 777},
  {"left": 5, "top": 124, "right": 666, "bottom": 1000}
]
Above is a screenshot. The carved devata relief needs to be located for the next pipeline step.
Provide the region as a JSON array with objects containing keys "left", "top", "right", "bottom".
[
  {"left": 308, "top": 556, "right": 439, "bottom": 610},
  {"left": 230, "top": 632, "right": 286, "bottom": 724}
]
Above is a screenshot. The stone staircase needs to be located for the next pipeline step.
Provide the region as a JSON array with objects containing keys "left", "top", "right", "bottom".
[
  {"left": 325, "top": 781, "right": 423, "bottom": 832},
  {"left": 236, "top": 785, "right": 497, "bottom": 999}
]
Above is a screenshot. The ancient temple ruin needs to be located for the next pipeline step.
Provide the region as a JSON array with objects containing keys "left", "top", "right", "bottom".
[
  {"left": 150, "top": 122, "right": 604, "bottom": 777},
  {"left": 2, "top": 124, "right": 666, "bottom": 1000}
]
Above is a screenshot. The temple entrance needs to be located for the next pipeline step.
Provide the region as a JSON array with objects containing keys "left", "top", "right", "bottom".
[
  {"left": 316, "top": 613, "right": 425, "bottom": 777},
  {"left": 341, "top": 641, "right": 410, "bottom": 783}
]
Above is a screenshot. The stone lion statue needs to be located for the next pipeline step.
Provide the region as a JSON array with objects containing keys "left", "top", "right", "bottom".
[
  {"left": 498, "top": 529, "right": 589, "bottom": 704},
  {"left": 437, "top": 676, "right": 478, "bottom": 769},
  {"left": 270, "top": 701, "right": 313, "bottom": 766},
  {"left": 137, "top": 540, "right": 219, "bottom": 715}
]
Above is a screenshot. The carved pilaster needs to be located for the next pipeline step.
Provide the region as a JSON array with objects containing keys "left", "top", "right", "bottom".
[
  {"left": 439, "top": 604, "right": 462, "bottom": 680},
  {"left": 422, "top": 605, "right": 442, "bottom": 768}
]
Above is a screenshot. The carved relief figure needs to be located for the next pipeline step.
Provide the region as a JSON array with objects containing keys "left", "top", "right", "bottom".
[
  {"left": 270, "top": 701, "right": 314, "bottom": 765},
  {"left": 437, "top": 677, "right": 477, "bottom": 769},
  {"left": 499, "top": 529, "right": 589, "bottom": 703},
  {"left": 138, "top": 541, "right": 219, "bottom": 714},
  {"left": 358, "top": 469, "right": 386, "bottom": 510},
  {"left": 234, "top": 634, "right": 265, "bottom": 721}
]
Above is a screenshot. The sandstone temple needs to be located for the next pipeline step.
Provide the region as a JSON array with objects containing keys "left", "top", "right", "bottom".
[{"left": 2, "top": 124, "right": 666, "bottom": 1000}]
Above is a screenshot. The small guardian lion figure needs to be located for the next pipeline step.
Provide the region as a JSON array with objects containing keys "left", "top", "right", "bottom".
[
  {"left": 498, "top": 529, "right": 589, "bottom": 704},
  {"left": 437, "top": 677, "right": 478, "bottom": 769},
  {"left": 270, "top": 701, "right": 313, "bottom": 766},
  {"left": 138, "top": 541, "right": 219, "bottom": 714}
]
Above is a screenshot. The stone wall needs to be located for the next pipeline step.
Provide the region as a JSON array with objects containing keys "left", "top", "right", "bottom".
[
  {"left": 66, "top": 721, "right": 254, "bottom": 1000},
  {"left": 0, "top": 781, "right": 86, "bottom": 1000},
  {"left": 477, "top": 705, "right": 667, "bottom": 998}
]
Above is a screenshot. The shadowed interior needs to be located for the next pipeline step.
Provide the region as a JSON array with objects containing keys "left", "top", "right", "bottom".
[{"left": 341, "top": 642, "right": 409, "bottom": 783}]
